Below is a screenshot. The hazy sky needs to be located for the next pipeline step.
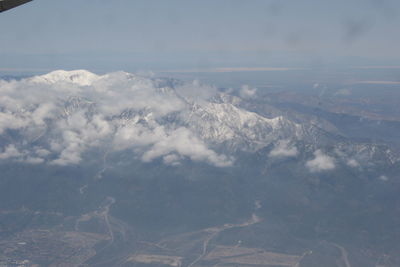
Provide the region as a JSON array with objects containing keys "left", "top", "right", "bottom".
[{"left": 1, "top": 0, "right": 400, "bottom": 72}]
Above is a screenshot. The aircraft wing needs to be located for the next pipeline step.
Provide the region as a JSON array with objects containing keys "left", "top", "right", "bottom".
[{"left": 0, "top": 0, "right": 32, "bottom": 13}]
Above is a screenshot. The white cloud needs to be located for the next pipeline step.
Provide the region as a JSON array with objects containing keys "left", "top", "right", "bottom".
[
  {"left": 25, "top": 157, "right": 45, "bottom": 165},
  {"left": 35, "top": 148, "right": 51, "bottom": 157},
  {"left": 239, "top": 85, "right": 257, "bottom": 99},
  {"left": 379, "top": 175, "right": 389, "bottom": 182},
  {"left": 347, "top": 159, "right": 360, "bottom": 167},
  {"left": 31, "top": 103, "right": 57, "bottom": 126},
  {"left": 0, "top": 145, "right": 23, "bottom": 159},
  {"left": 306, "top": 150, "right": 336, "bottom": 172},
  {"left": 269, "top": 140, "right": 298, "bottom": 158},
  {"left": 0, "top": 70, "right": 231, "bottom": 168},
  {"left": 175, "top": 80, "right": 217, "bottom": 103},
  {"left": 141, "top": 127, "right": 233, "bottom": 167},
  {"left": 163, "top": 154, "right": 181, "bottom": 166},
  {"left": 335, "top": 89, "right": 352, "bottom": 96},
  {"left": 0, "top": 112, "right": 29, "bottom": 134},
  {"left": 50, "top": 130, "right": 86, "bottom": 166},
  {"left": 0, "top": 145, "right": 46, "bottom": 164}
]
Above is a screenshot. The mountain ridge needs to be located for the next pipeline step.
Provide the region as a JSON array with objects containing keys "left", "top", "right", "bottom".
[{"left": 0, "top": 70, "right": 398, "bottom": 170}]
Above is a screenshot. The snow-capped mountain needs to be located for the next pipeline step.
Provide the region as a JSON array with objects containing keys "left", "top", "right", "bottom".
[
  {"left": 0, "top": 70, "right": 398, "bottom": 169},
  {"left": 29, "top": 70, "right": 101, "bottom": 86},
  {"left": 185, "top": 102, "right": 303, "bottom": 151}
]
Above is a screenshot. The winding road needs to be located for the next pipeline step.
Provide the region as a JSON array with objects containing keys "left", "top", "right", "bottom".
[{"left": 187, "top": 214, "right": 261, "bottom": 267}]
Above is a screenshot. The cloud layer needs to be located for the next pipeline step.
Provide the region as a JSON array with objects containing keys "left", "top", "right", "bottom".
[{"left": 0, "top": 70, "right": 232, "bottom": 167}]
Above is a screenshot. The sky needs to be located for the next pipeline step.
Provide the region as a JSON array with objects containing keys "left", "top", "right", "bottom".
[{"left": 1, "top": 0, "right": 400, "bottom": 73}]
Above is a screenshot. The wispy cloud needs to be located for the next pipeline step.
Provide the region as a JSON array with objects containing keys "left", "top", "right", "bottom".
[
  {"left": 353, "top": 66, "right": 400, "bottom": 69},
  {"left": 269, "top": 140, "right": 298, "bottom": 158},
  {"left": 161, "top": 67, "right": 305, "bottom": 73},
  {"left": 306, "top": 150, "right": 336, "bottom": 172},
  {"left": 0, "top": 145, "right": 23, "bottom": 160},
  {"left": 350, "top": 81, "right": 400, "bottom": 85},
  {"left": 239, "top": 85, "right": 257, "bottom": 99},
  {"left": 379, "top": 175, "right": 389, "bottom": 182},
  {"left": 347, "top": 159, "right": 360, "bottom": 168}
]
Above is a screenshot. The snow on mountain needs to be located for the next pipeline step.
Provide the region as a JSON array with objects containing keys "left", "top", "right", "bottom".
[
  {"left": 0, "top": 70, "right": 398, "bottom": 168},
  {"left": 30, "top": 70, "right": 100, "bottom": 86},
  {"left": 186, "top": 102, "right": 303, "bottom": 151}
]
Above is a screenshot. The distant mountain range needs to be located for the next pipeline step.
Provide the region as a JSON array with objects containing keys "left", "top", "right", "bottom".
[
  {"left": 1, "top": 70, "right": 398, "bottom": 170},
  {"left": 1, "top": 70, "right": 400, "bottom": 266}
]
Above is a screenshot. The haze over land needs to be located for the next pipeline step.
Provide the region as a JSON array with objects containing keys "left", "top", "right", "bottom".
[
  {"left": 1, "top": 68, "right": 400, "bottom": 266},
  {"left": 1, "top": 0, "right": 400, "bottom": 266}
]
